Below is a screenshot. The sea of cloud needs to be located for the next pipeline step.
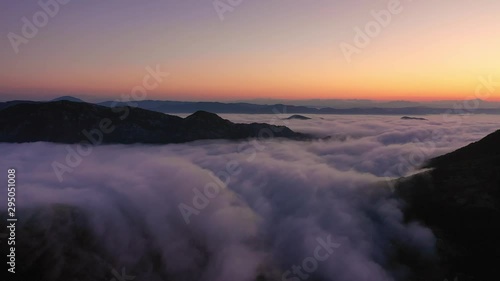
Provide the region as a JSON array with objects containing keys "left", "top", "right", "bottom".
[{"left": 1, "top": 114, "right": 499, "bottom": 281}]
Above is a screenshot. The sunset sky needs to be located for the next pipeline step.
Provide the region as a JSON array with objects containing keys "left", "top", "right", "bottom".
[{"left": 1, "top": 0, "right": 499, "bottom": 102}]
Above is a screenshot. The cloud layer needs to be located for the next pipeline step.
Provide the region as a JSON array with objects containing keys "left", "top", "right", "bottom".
[{"left": 1, "top": 114, "right": 499, "bottom": 281}]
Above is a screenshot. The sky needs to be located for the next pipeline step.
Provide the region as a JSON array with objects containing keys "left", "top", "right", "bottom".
[{"left": 1, "top": 0, "right": 500, "bottom": 102}]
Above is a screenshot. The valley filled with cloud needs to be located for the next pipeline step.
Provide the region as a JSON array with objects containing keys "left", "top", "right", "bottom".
[{"left": 1, "top": 114, "right": 499, "bottom": 281}]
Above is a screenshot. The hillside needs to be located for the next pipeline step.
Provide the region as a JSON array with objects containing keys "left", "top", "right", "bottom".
[
  {"left": 0, "top": 101, "right": 307, "bottom": 144},
  {"left": 396, "top": 130, "right": 500, "bottom": 280}
]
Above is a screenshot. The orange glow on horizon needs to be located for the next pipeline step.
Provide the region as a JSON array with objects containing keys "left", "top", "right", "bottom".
[{"left": 1, "top": 0, "right": 500, "bottom": 102}]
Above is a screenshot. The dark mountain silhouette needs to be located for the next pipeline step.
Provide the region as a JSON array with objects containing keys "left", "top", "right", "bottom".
[
  {"left": 3, "top": 98, "right": 500, "bottom": 115},
  {"left": 285, "top": 114, "right": 311, "bottom": 120},
  {"left": 0, "top": 100, "right": 37, "bottom": 111},
  {"left": 425, "top": 130, "right": 500, "bottom": 168},
  {"left": 98, "top": 100, "right": 500, "bottom": 115},
  {"left": 0, "top": 101, "right": 308, "bottom": 144},
  {"left": 395, "top": 129, "right": 500, "bottom": 280},
  {"left": 0, "top": 96, "right": 82, "bottom": 111},
  {"left": 401, "top": 116, "right": 427, "bottom": 121},
  {"left": 51, "top": 96, "right": 84, "bottom": 103}
]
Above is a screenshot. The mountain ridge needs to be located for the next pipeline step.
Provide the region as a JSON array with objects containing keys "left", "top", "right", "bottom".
[
  {"left": 396, "top": 129, "right": 500, "bottom": 280},
  {"left": 3, "top": 98, "right": 500, "bottom": 115},
  {"left": 0, "top": 101, "right": 308, "bottom": 144}
]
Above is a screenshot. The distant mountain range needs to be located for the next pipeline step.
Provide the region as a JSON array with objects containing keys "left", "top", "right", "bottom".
[
  {"left": 98, "top": 100, "right": 500, "bottom": 115},
  {"left": 2, "top": 96, "right": 500, "bottom": 115},
  {"left": 51, "top": 96, "right": 84, "bottom": 103},
  {"left": 236, "top": 98, "right": 500, "bottom": 109},
  {"left": 0, "top": 101, "right": 307, "bottom": 144}
]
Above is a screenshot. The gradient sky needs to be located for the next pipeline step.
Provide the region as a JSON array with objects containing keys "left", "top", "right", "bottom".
[{"left": 1, "top": 0, "right": 500, "bottom": 101}]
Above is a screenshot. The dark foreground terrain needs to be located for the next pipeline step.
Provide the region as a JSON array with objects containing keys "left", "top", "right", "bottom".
[
  {"left": 396, "top": 129, "right": 500, "bottom": 280},
  {"left": 0, "top": 101, "right": 307, "bottom": 144}
]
